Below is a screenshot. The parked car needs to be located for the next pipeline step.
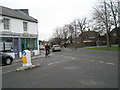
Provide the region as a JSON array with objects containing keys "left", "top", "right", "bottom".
[
  {"left": 39, "top": 45, "right": 45, "bottom": 50},
  {"left": 52, "top": 45, "right": 61, "bottom": 52},
  {"left": 0, "top": 52, "right": 13, "bottom": 65}
]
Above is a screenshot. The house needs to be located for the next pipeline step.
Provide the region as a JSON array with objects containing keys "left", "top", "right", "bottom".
[
  {"left": 110, "top": 27, "right": 120, "bottom": 44},
  {"left": 79, "top": 31, "right": 100, "bottom": 46},
  {"left": 0, "top": 6, "right": 39, "bottom": 58}
]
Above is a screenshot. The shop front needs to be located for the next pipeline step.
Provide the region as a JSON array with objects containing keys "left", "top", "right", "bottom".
[{"left": 0, "top": 32, "right": 39, "bottom": 58}]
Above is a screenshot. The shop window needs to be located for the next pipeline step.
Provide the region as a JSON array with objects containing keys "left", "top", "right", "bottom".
[
  {"left": 3, "top": 18, "right": 10, "bottom": 30},
  {"left": 4, "top": 42, "right": 13, "bottom": 51},
  {"left": 21, "top": 38, "right": 37, "bottom": 51},
  {"left": 26, "top": 38, "right": 36, "bottom": 50},
  {"left": 1, "top": 38, "right": 13, "bottom": 52}
]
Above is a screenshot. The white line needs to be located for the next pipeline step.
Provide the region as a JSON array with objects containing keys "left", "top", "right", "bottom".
[
  {"left": 2, "top": 63, "right": 20, "bottom": 69},
  {"left": 106, "top": 62, "right": 115, "bottom": 65},
  {"left": 48, "top": 63, "right": 53, "bottom": 65},
  {"left": 98, "top": 61, "right": 104, "bottom": 63},
  {"left": 71, "top": 57, "right": 75, "bottom": 60},
  {"left": 48, "top": 60, "right": 71, "bottom": 65},
  {"left": 91, "top": 60, "right": 95, "bottom": 62},
  {"left": 2, "top": 70, "right": 14, "bottom": 74}
]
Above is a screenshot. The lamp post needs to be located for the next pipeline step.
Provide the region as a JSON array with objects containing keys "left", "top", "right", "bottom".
[{"left": 73, "top": 20, "right": 78, "bottom": 50}]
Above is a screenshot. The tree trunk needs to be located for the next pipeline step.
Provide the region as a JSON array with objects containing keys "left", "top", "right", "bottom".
[
  {"left": 106, "top": 30, "right": 111, "bottom": 47},
  {"left": 104, "top": 0, "right": 111, "bottom": 47}
]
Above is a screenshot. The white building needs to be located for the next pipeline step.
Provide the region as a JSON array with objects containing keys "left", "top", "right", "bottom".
[{"left": 0, "top": 6, "right": 39, "bottom": 58}]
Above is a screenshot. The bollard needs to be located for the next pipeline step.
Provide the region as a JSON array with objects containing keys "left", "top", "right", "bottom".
[
  {"left": 16, "top": 50, "right": 40, "bottom": 72},
  {"left": 22, "top": 50, "right": 32, "bottom": 67},
  {"left": 22, "top": 56, "right": 27, "bottom": 64}
]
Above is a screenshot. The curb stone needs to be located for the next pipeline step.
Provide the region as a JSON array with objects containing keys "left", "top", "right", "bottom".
[
  {"left": 13, "top": 54, "right": 45, "bottom": 63},
  {"left": 16, "top": 63, "right": 40, "bottom": 72}
]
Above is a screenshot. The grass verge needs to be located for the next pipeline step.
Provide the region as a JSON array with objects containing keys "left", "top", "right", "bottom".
[{"left": 87, "top": 46, "right": 120, "bottom": 50}]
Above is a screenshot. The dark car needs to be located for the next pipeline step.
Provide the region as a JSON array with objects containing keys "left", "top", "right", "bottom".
[{"left": 0, "top": 53, "right": 13, "bottom": 65}]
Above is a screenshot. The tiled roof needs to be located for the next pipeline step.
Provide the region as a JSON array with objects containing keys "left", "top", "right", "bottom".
[
  {"left": 80, "top": 31, "right": 100, "bottom": 38},
  {"left": 0, "top": 6, "right": 38, "bottom": 23},
  {"left": 111, "top": 27, "right": 120, "bottom": 34}
]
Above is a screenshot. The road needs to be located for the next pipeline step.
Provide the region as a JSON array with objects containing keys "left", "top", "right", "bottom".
[{"left": 2, "top": 48, "right": 118, "bottom": 88}]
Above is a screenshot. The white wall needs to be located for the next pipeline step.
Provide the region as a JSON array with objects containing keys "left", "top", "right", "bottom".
[
  {"left": 0, "top": 16, "right": 38, "bottom": 35},
  {"left": 0, "top": 16, "right": 3, "bottom": 31},
  {"left": 28, "top": 22, "right": 38, "bottom": 34},
  {"left": 10, "top": 18, "right": 23, "bottom": 33}
]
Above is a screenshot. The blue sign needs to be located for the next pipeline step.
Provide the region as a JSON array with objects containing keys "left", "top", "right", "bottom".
[{"left": 22, "top": 51, "right": 26, "bottom": 56}]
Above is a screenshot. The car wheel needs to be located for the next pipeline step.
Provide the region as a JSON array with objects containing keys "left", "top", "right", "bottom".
[{"left": 5, "top": 58, "right": 12, "bottom": 65}]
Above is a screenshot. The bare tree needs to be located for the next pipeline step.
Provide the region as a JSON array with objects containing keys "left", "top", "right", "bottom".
[
  {"left": 52, "top": 27, "right": 63, "bottom": 45},
  {"left": 68, "top": 24, "right": 74, "bottom": 44},
  {"left": 108, "top": 0, "right": 120, "bottom": 46},
  {"left": 92, "top": 0, "right": 120, "bottom": 47},
  {"left": 93, "top": 0, "right": 113, "bottom": 47},
  {"left": 77, "top": 17, "right": 88, "bottom": 46},
  {"left": 62, "top": 25, "right": 69, "bottom": 47}
]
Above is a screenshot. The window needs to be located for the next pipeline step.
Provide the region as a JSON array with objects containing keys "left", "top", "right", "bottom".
[
  {"left": 23, "top": 22, "right": 27, "bottom": 31},
  {"left": 0, "top": 39, "right": 3, "bottom": 51},
  {"left": 3, "top": 18, "right": 10, "bottom": 30},
  {"left": 1, "top": 38, "right": 13, "bottom": 52}
]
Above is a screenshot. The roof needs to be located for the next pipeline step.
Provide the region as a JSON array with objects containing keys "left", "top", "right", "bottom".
[
  {"left": 110, "top": 27, "right": 120, "bottom": 34},
  {"left": 80, "top": 31, "right": 100, "bottom": 38},
  {"left": 0, "top": 6, "right": 38, "bottom": 23}
]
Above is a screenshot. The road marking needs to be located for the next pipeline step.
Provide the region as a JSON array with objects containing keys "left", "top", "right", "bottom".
[
  {"left": 2, "top": 70, "right": 14, "bottom": 74},
  {"left": 106, "top": 62, "right": 115, "bottom": 65},
  {"left": 71, "top": 57, "right": 75, "bottom": 60},
  {"left": 2, "top": 63, "right": 20, "bottom": 69},
  {"left": 48, "top": 63, "right": 53, "bottom": 65},
  {"left": 48, "top": 60, "right": 72, "bottom": 65},
  {"left": 91, "top": 60, "right": 95, "bottom": 62},
  {"left": 98, "top": 61, "right": 104, "bottom": 63}
]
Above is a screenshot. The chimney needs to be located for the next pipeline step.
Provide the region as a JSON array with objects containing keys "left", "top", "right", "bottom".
[{"left": 14, "top": 9, "right": 29, "bottom": 15}]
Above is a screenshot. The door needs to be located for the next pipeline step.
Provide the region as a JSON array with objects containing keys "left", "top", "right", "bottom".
[{"left": 13, "top": 38, "right": 19, "bottom": 58}]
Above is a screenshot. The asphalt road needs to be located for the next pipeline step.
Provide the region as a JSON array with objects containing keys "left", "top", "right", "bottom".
[{"left": 2, "top": 48, "right": 118, "bottom": 88}]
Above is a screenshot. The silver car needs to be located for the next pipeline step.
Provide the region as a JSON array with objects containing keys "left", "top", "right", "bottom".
[{"left": 52, "top": 45, "right": 61, "bottom": 52}]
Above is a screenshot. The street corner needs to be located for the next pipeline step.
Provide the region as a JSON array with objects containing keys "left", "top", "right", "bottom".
[{"left": 16, "top": 63, "right": 41, "bottom": 72}]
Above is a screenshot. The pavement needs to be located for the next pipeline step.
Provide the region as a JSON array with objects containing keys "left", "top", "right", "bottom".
[
  {"left": 13, "top": 51, "right": 54, "bottom": 64},
  {"left": 13, "top": 51, "right": 45, "bottom": 63}
]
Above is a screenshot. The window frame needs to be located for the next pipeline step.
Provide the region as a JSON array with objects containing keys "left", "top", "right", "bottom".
[
  {"left": 3, "top": 18, "right": 10, "bottom": 30},
  {"left": 23, "top": 22, "right": 28, "bottom": 32}
]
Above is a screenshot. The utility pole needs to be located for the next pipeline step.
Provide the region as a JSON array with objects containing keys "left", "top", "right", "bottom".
[{"left": 74, "top": 21, "right": 77, "bottom": 50}]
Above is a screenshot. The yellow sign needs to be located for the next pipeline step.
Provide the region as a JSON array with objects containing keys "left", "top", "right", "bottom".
[{"left": 22, "top": 56, "right": 27, "bottom": 64}]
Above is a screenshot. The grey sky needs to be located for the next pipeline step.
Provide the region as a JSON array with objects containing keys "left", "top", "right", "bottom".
[{"left": 1, "top": 0, "right": 97, "bottom": 41}]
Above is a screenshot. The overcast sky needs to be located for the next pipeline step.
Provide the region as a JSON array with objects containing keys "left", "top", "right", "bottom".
[{"left": 1, "top": 0, "right": 98, "bottom": 41}]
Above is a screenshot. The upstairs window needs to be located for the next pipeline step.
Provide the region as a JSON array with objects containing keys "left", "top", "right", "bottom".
[
  {"left": 23, "top": 22, "right": 27, "bottom": 31},
  {"left": 3, "top": 18, "right": 10, "bottom": 30}
]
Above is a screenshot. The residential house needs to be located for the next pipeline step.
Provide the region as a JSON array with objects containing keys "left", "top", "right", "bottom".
[
  {"left": 79, "top": 31, "right": 100, "bottom": 46},
  {"left": 110, "top": 27, "right": 120, "bottom": 44},
  {"left": 0, "top": 6, "right": 39, "bottom": 58}
]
